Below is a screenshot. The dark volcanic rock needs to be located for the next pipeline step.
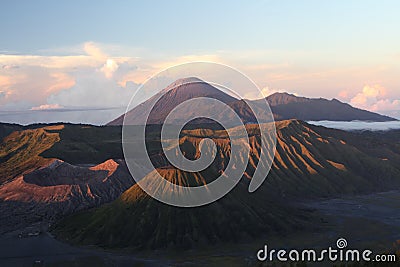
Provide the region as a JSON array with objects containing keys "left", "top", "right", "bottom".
[{"left": 0, "top": 159, "right": 134, "bottom": 233}]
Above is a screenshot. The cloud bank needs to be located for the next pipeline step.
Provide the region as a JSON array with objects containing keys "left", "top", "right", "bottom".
[
  {"left": 1, "top": 42, "right": 399, "bottom": 125},
  {"left": 31, "top": 104, "right": 64, "bottom": 110},
  {"left": 308, "top": 120, "right": 400, "bottom": 131},
  {"left": 0, "top": 42, "right": 143, "bottom": 124},
  {"left": 337, "top": 84, "right": 400, "bottom": 117}
]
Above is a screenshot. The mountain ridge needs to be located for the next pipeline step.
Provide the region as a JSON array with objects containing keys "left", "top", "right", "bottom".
[
  {"left": 263, "top": 92, "right": 396, "bottom": 121},
  {"left": 1, "top": 120, "right": 399, "bottom": 245},
  {"left": 52, "top": 119, "right": 400, "bottom": 249},
  {"left": 108, "top": 79, "right": 396, "bottom": 125}
]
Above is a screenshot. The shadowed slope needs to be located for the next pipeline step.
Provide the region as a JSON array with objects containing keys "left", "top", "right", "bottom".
[
  {"left": 53, "top": 120, "right": 400, "bottom": 249},
  {"left": 266, "top": 120, "right": 400, "bottom": 197},
  {"left": 109, "top": 78, "right": 239, "bottom": 126},
  {"left": 0, "top": 124, "right": 132, "bottom": 233},
  {"left": 0, "top": 124, "right": 125, "bottom": 184},
  {"left": 0, "top": 126, "right": 61, "bottom": 184},
  {"left": 0, "top": 159, "right": 133, "bottom": 204},
  {"left": 54, "top": 168, "right": 313, "bottom": 250},
  {"left": 0, "top": 159, "right": 134, "bottom": 233},
  {"left": 108, "top": 78, "right": 274, "bottom": 126}
]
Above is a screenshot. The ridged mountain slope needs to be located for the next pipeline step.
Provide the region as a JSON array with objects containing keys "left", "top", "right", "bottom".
[{"left": 53, "top": 120, "right": 400, "bottom": 249}]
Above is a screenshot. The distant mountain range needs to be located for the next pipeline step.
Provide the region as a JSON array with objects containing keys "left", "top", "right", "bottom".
[{"left": 108, "top": 78, "right": 396, "bottom": 125}]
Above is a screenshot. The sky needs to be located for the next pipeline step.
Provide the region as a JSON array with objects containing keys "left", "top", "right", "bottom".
[{"left": 1, "top": 0, "right": 400, "bottom": 124}]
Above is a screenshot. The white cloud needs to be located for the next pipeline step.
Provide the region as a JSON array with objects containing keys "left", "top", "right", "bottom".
[
  {"left": 350, "top": 84, "right": 400, "bottom": 114},
  {"left": 84, "top": 42, "right": 107, "bottom": 61},
  {"left": 2, "top": 64, "right": 19, "bottom": 70},
  {"left": 0, "top": 54, "right": 98, "bottom": 69},
  {"left": 3, "top": 41, "right": 398, "bottom": 125},
  {"left": 337, "top": 90, "right": 349, "bottom": 100},
  {"left": 243, "top": 86, "right": 286, "bottom": 100},
  {"left": 0, "top": 75, "right": 12, "bottom": 88},
  {"left": 308, "top": 120, "right": 400, "bottom": 131},
  {"left": 363, "top": 84, "right": 387, "bottom": 98},
  {"left": 370, "top": 99, "right": 400, "bottom": 112},
  {"left": 84, "top": 42, "right": 120, "bottom": 79},
  {"left": 101, "top": 59, "right": 119, "bottom": 79},
  {"left": 47, "top": 68, "right": 139, "bottom": 109},
  {"left": 31, "top": 104, "right": 64, "bottom": 110},
  {"left": 0, "top": 67, "right": 76, "bottom": 107},
  {"left": 0, "top": 42, "right": 140, "bottom": 114},
  {"left": 260, "top": 86, "right": 286, "bottom": 97}
]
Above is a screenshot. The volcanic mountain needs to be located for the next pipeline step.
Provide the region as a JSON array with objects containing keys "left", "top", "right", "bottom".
[
  {"left": 108, "top": 78, "right": 395, "bottom": 125},
  {"left": 0, "top": 158, "right": 135, "bottom": 232},
  {"left": 261, "top": 92, "right": 396, "bottom": 121},
  {"left": 1, "top": 119, "right": 399, "bottom": 247},
  {"left": 0, "top": 124, "right": 133, "bottom": 233},
  {"left": 108, "top": 77, "right": 270, "bottom": 126},
  {"left": 53, "top": 120, "right": 400, "bottom": 249}
]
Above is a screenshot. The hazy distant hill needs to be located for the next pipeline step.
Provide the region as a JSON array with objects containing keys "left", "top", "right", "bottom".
[{"left": 108, "top": 78, "right": 395, "bottom": 125}]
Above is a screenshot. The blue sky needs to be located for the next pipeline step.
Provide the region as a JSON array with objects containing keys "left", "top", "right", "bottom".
[
  {"left": 3, "top": 1, "right": 400, "bottom": 56},
  {"left": 1, "top": 0, "right": 400, "bottom": 124}
]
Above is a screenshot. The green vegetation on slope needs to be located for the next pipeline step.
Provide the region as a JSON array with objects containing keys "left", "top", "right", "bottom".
[
  {"left": 0, "top": 126, "right": 60, "bottom": 183},
  {"left": 0, "top": 124, "right": 125, "bottom": 183},
  {"left": 54, "top": 174, "right": 314, "bottom": 250}
]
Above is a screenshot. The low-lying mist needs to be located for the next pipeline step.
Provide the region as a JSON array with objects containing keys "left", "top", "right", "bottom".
[{"left": 307, "top": 120, "right": 400, "bottom": 131}]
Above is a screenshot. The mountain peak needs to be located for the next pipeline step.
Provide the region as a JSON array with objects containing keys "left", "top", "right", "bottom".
[
  {"left": 262, "top": 92, "right": 396, "bottom": 122},
  {"left": 108, "top": 77, "right": 241, "bottom": 126},
  {"left": 268, "top": 92, "right": 294, "bottom": 97},
  {"left": 108, "top": 85, "right": 396, "bottom": 126},
  {"left": 265, "top": 92, "right": 309, "bottom": 106},
  {"left": 164, "top": 77, "right": 205, "bottom": 91}
]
